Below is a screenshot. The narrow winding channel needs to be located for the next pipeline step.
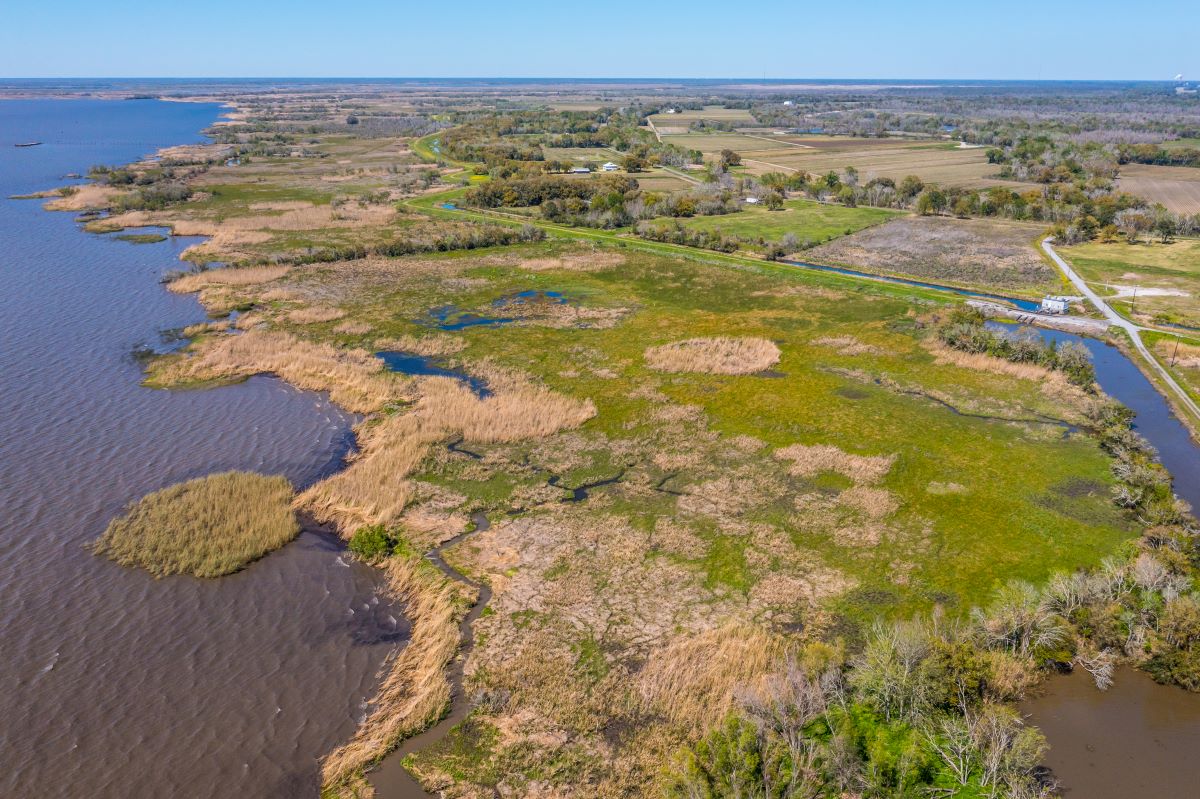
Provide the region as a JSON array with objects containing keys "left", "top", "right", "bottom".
[{"left": 368, "top": 513, "right": 494, "bottom": 798}]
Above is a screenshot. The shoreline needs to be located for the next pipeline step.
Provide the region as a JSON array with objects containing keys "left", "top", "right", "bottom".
[
  {"left": 30, "top": 107, "right": 448, "bottom": 796},
  {"left": 30, "top": 95, "right": 1200, "bottom": 798}
]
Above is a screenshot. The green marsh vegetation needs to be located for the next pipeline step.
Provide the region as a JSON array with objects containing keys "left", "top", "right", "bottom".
[
  {"left": 115, "top": 232, "right": 168, "bottom": 244},
  {"left": 72, "top": 92, "right": 1200, "bottom": 796},
  {"left": 93, "top": 471, "right": 299, "bottom": 578},
  {"left": 171, "top": 235, "right": 1150, "bottom": 795}
]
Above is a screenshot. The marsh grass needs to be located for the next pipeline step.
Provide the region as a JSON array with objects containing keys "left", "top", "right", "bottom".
[
  {"left": 321, "top": 554, "right": 470, "bottom": 791},
  {"left": 774, "top": 443, "right": 896, "bottom": 484},
  {"left": 637, "top": 625, "right": 786, "bottom": 733},
  {"left": 92, "top": 472, "right": 298, "bottom": 578},
  {"left": 147, "top": 329, "right": 406, "bottom": 413},
  {"left": 167, "top": 264, "right": 291, "bottom": 294},
  {"left": 301, "top": 374, "right": 596, "bottom": 533},
  {"left": 373, "top": 333, "right": 466, "bottom": 357},
  {"left": 287, "top": 305, "right": 346, "bottom": 324},
  {"left": 645, "top": 337, "right": 781, "bottom": 375}
]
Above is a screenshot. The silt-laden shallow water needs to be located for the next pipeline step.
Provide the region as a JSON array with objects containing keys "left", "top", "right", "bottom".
[{"left": 0, "top": 99, "right": 405, "bottom": 797}]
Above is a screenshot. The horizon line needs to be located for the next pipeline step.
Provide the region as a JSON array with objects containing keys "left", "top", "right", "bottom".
[{"left": 0, "top": 76, "right": 1190, "bottom": 84}]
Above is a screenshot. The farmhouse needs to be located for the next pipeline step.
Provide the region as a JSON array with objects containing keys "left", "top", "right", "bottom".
[
  {"left": 602, "top": 162, "right": 619, "bottom": 171},
  {"left": 570, "top": 166, "right": 591, "bottom": 174}
]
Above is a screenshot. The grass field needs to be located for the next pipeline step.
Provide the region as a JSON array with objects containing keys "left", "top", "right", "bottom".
[
  {"left": 669, "top": 198, "right": 900, "bottom": 249},
  {"left": 662, "top": 131, "right": 1036, "bottom": 190},
  {"left": 1144, "top": 330, "right": 1200, "bottom": 409},
  {"left": 1061, "top": 238, "right": 1200, "bottom": 327},
  {"left": 1116, "top": 163, "right": 1200, "bottom": 214},
  {"left": 1161, "top": 137, "right": 1200, "bottom": 150},
  {"left": 541, "top": 146, "right": 620, "bottom": 162},
  {"left": 647, "top": 106, "right": 757, "bottom": 134},
  {"left": 808, "top": 215, "right": 1061, "bottom": 294}
]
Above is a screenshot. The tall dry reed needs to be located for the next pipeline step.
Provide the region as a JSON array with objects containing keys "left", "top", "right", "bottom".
[
  {"left": 300, "top": 375, "right": 596, "bottom": 533},
  {"left": 774, "top": 443, "right": 896, "bottom": 485},
  {"left": 320, "top": 555, "right": 469, "bottom": 792},
  {"left": 645, "top": 337, "right": 781, "bottom": 375},
  {"left": 151, "top": 329, "right": 406, "bottom": 414},
  {"left": 92, "top": 471, "right": 297, "bottom": 578},
  {"left": 168, "top": 264, "right": 291, "bottom": 294}
]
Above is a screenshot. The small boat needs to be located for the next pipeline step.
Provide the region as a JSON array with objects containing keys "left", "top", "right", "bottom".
[{"left": 15, "top": 142, "right": 42, "bottom": 148}]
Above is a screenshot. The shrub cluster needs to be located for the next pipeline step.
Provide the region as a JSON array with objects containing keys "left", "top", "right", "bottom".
[
  {"left": 269, "top": 223, "right": 544, "bottom": 266},
  {"left": 464, "top": 174, "right": 637, "bottom": 208},
  {"left": 936, "top": 308, "right": 1095, "bottom": 387},
  {"left": 634, "top": 221, "right": 739, "bottom": 252}
]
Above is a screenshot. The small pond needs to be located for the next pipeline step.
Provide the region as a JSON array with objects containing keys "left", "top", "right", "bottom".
[{"left": 377, "top": 351, "right": 491, "bottom": 397}]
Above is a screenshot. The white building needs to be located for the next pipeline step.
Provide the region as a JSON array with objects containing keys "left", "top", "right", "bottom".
[
  {"left": 570, "top": 166, "right": 591, "bottom": 174},
  {"left": 743, "top": 196, "right": 760, "bottom": 204},
  {"left": 602, "top": 162, "right": 619, "bottom": 172},
  {"left": 1039, "top": 296, "right": 1073, "bottom": 314}
]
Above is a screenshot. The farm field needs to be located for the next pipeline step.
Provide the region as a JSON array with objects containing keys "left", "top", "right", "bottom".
[
  {"left": 629, "top": 170, "right": 696, "bottom": 191},
  {"left": 808, "top": 215, "right": 1062, "bottom": 294},
  {"left": 647, "top": 106, "right": 757, "bottom": 133},
  {"left": 663, "top": 131, "right": 1036, "bottom": 189},
  {"left": 541, "top": 146, "right": 620, "bottom": 162},
  {"left": 667, "top": 198, "right": 901, "bottom": 249},
  {"left": 1117, "top": 163, "right": 1200, "bottom": 214},
  {"left": 1060, "top": 238, "right": 1200, "bottom": 328}
]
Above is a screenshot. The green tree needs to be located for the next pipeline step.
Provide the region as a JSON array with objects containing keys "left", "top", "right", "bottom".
[{"left": 348, "top": 525, "right": 392, "bottom": 561}]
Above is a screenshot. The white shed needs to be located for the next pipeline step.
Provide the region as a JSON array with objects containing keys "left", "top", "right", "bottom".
[{"left": 1039, "top": 296, "right": 1071, "bottom": 314}]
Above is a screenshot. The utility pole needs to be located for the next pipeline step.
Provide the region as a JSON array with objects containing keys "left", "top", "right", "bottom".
[{"left": 1171, "top": 338, "right": 1180, "bottom": 368}]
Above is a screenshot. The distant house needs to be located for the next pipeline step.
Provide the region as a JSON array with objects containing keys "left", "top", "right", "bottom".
[
  {"left": 665, "top": 108, "right": 677, "bottom": 114},
  {"left": 783, "top": 100, "right": 794, "bottom": 106},
  {"left": 1039, "top": 296, "right": 1072, "bottom": 314},
  {"left": 743, "top": 196, "right": 760, "bottom": 205},
  {"left": 570, "top": 166, "right": 591, "bottom": 174},
  {"left": 602, "top": 162, "right": 619, "bottom": 171}
]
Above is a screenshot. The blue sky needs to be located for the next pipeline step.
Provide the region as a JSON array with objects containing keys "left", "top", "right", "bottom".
[{"left": 1, "top": 0, "right": 1194, "bottom": 80}]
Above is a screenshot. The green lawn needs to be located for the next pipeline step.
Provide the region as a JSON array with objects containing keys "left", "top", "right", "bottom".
[
  {"left": 1062, "top": 238, "right": 1200, "bottom": 327},
  {"left": 673, "top": 199, "right": 903, "bottom": 248},
  {"left": 1161, "top": 137, "right": 1200, "bottom": 151}
]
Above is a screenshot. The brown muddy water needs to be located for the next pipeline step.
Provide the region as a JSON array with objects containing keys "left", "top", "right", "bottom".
[
  {"left": 1, "top": 99, "right": 407, "bottom": 796},
  {"left": 1024, "top": 668, "right": 1200, "bottom": 798}
]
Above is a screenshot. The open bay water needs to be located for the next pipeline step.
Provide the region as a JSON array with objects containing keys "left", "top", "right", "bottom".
[{"left": 0, "top": 99, "right": 406, "bottom": 796}]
